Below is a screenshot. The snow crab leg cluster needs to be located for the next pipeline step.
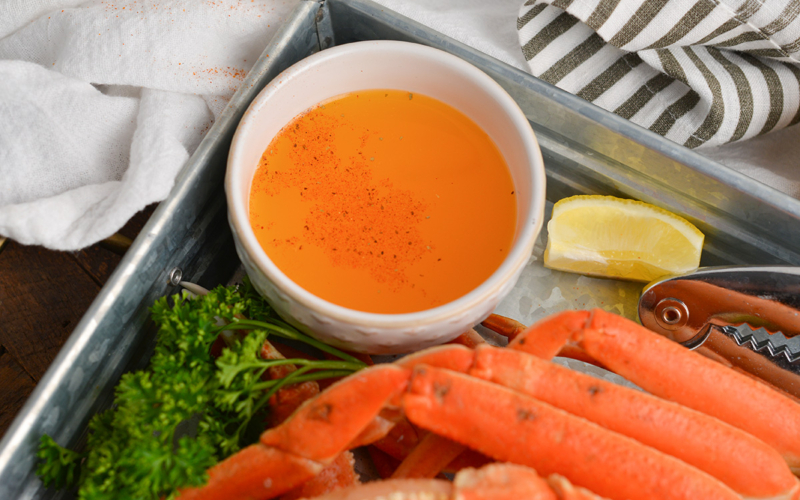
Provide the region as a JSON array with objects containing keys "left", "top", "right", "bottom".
[
  {"left": 178, "top": 309, "right": 800, "bottom": 500},
  {"left": 309, "top": 462, "right": 602, "bottom": 500}
]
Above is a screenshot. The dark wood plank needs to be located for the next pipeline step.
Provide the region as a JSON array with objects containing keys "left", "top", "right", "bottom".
[
  {"left": 0, "top": 349, "right": 36, "bottom": 439},
  {"left": 0, "top": 242, "right": 101, "bottom": 381},
  {"left": 0, "top": 204, "right": 157, "bottom": 438},
  {"left": 71, "top": 204, "right": 158, "bottom": 285},
  {"left": 71, "top": 244, "right": 120, "bottom": 286},
  {"left": 118, "top": 204, "right": 158, "bottom": 240}
]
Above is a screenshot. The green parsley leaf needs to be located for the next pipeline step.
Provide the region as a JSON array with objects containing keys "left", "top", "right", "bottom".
[{"left": 36, "top": 435, "right": 84, "bottom": 490}]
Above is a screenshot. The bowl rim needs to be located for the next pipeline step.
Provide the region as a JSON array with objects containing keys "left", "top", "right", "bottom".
[{"left": 226, "top": 40, "right": 546, "bottom": 328}]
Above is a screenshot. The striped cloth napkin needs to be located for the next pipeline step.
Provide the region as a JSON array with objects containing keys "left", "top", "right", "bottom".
[{"left": 518, "top": 0, "right": 800, "bottom": 148}]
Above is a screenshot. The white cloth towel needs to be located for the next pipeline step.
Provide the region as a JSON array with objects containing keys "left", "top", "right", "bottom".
[{"left": 0, "top": 0, "right": 296, "bottom": 249}]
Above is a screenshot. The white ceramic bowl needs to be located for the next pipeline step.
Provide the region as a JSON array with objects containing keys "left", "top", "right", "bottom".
[{"left": 227, "top": 41, "right": 546, "bottom": 354}]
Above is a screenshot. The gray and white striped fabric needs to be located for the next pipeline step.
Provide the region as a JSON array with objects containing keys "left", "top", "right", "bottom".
[{"left": 518, "top": 0, "right": 800, "bottom": 148}]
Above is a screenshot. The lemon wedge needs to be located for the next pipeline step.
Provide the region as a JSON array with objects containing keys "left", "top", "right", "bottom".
[{"left": 543, "top": 195, "right": 704, "bottom": 282}]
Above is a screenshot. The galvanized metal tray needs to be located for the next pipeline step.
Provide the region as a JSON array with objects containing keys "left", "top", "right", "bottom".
[{"left": 3, "top": 0, "right": 800, "bottom": 497}]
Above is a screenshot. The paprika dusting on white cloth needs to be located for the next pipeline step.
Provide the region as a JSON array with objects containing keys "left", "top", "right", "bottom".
[{"left": 0, "top": 0, "right": 297, "bottom": 249}]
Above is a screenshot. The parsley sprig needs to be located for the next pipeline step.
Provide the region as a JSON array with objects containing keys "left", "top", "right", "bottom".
[
  {"left": 37, "top": 435, "right": 84, "bottom": 490},
  {"left": 36, "top": 278, "right": 366, "bottom": 499}
]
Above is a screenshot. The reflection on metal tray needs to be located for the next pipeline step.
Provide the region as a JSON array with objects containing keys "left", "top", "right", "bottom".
[{"left": 3, "top": 0, "right": 800, "bottom": 497}]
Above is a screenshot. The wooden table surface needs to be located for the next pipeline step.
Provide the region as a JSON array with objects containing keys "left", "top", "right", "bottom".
[{"left": 0, "top": 205, "right": 157, "bottom": 439}]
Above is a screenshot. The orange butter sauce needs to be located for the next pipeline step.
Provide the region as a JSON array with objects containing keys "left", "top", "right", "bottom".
[{"left": 249, "top": 89, "right": 516, "bottom": 314}]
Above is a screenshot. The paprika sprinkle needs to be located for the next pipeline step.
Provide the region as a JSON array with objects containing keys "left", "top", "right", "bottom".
[{"left": 249, "top": 89, "right": 516, "bottom": 314}]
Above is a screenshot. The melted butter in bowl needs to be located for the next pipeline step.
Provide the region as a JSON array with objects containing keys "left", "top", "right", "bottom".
[
  {"left": 250, "top": 89, "right": 517, "bottom": 314},
  {"left": 227, "top": 41, "right": 545, "bottom": 354}
]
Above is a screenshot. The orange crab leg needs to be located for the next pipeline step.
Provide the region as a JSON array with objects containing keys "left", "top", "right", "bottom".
[
  {"left": 261, "top": 365, "right": 410, "bottom": 463},
  {"left": 453, "top": 463, "right": 557, "bottom": 500},
  {"left": 385, "top": 430, "right": 492, "bottom": 478},
  {"left": 496, "top": 310, "right": 591, "bottom": 359},
  {"left": 396, "top": 344, "right": 476, "bottom": 372},
  {"left": 179, "top": 365, "right": 410, "bottom": 500},
  {"left": 506, "top": 309, "right": 800, "bottom": 474},
  {"left": 306, "top": 463, "right": 565, "bottom": 500},
  {"left": 361, "top": 344, "right": 474, "bottom": 466},
  {"left": 366, "top": 446, "right": 401, "bottom": 479},
  {"left": 588, "top": 309, "right": 800, "bottom": 473},
  {"left": 470, "top": 344, "right": 799, "bottom": 499},
  {"left": 186, "top": 312, "right": 800, "bottom": 500},
  {"left": 547, "top": 475, "right": 609, "bottom": 500},
  {"left": 390, "top": 433, "right": 466, "bottom": 479},
  {"left": 365, "top": 416, "right": 419, "bottom": 460},
  {"left": 448, "top": 328, "right": 487, "bottom": 349},
  {"left": 177, "top": 445, "right": 324, "bottom": 500},
  {"left": 258, "top": 339, "right": 360, "bottom": 500},
  {"left": 443, "top": 449, "right": 493, "bottom": 473},
  {"left": 391, "top": 345, "right": 480, "bottom": 478},
  {"left": 402, "top": 365, "right": 740, "bottom": 500},
  {"left": 280, "top": 452, "right": 359, "bottom": 500},
  {"left": 481, "top": 314, "right": 529, "bottom": 341},
  {"left": 305, "top": 478, "right": 453, "bottom": 500},
  {"left": 260, "top": 339, "right": 321, "bottom": 427},
  {"left": 484, "top": 312, "right": 600, "bottom": 365}
]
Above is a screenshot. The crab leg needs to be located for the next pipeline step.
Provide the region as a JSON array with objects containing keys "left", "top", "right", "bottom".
[
  {"left": 453, "top": 463, "right": 558, "bottom": 500},
  {"left": 396, "top": 344, "right": 476, "bottom": 372},
  {"left": 366, "top": 446, "right": 401, "bottom": 479},
  {"left": 391, "top": 345, "right": 481, "bottom": 478},
  {"left": 303, "top": 478, "right": 452, "bottom": 500},
  {"left": 488, "top": 310, "right": 591, "bottom": 360},
  {"left": 390, "top": 433, "right": 466, "bottom": 479},
  {"left": 185, "top": 311, "right": 800, "bottom": 500},
  {"left": 402, "top": 365, "right": 740, "bottom": 500},
  {"left": 547, "top": 475, "right": 610, "bottom": 500},
  {"left": 179, "top": 365, "right": 410, "bottom": 500},
  {"left": 280, "top": 452, "right": 359, "bottom": 500},
  {"left": 393, "top": 342, "right": 796, "bottom": 496},
  {"left": 260, "top": 365, "right": 410, "bottom": 462},
  {"left": 443, "top": 449, "right": 493, "bottom": 472},
  {"left": 353, "top": 344, "right": 473, "bottom": 466},
  {"left": 494, "top": 309, "right": 800, "bottom": 474},
  {"left": 177, "top": 445, "right": 324, "bottom": 500},
  {"left": 389, "top": 349, "right": 489, "bottom": 477},
  {"left": 260, "top": 339, "right": 321, "bottom": 427},
  {"left": 448, "top": 328, "right": 487, "bottom": 349},
  {"left": 483, "top": 312, "right": 599, "bottom": 365},
  {"left": 258, "top": 339, "right": 361, "bottom": 500},
  {"left": 359, "top": 416, "right": 419, "bottom": 460},
  {"left": 470, "top": 344, "right": 799, "bottom": 499},
  {"left": 306, "top": 463, "right": 570, "bottom": 500},
  {"left": 481, "top": 314, "right": 528, "bottom": 341}
]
